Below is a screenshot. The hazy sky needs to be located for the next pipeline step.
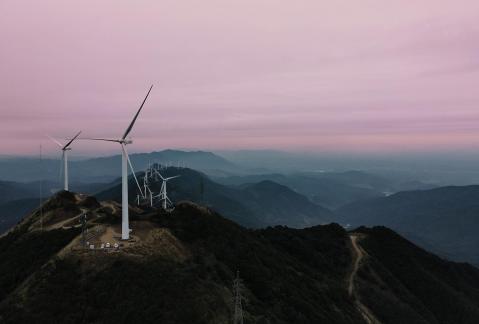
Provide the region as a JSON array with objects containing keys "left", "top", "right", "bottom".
[{"left": 1, "top": 0, "right": 479, "bottom": 155}]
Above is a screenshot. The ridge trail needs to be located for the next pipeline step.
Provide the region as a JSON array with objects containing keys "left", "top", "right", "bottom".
[{"left": 349, "top": 234, "right": 382, "bottom": 324}]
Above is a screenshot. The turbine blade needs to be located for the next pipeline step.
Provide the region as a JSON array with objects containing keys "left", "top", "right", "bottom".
[
  {"left": 62, "top": 131, "right": 82, "bottom": 150},
  {"left": 165, "top": 175, "right": 180, "bottom": 181},
  {"left": 121, "top": 144, "right": 145, "bottom": 198},
  {"left": 46, "top": 135, "right": 63, "bottom": 148},
  {"left": 122, "top": 85, "right": 153, "bottom": 140},
  {"left": 82, "top": 138, "right": 120, "bottom": 143},
  {"left": 153, "top": 169, "right": 165, "bottom": 181}
]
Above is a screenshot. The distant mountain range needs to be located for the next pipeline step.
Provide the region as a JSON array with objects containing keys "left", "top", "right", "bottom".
[
  {"left": 0, "top": 179, "right": 109, "bottom": 203},
  {"left": 0, "top": 161, "right": 446, "bottom": 238},
  {"left": 0, "top": 198, "right": 39, "bottom": 234},
  {"left": 0, "top": 181, "right": 39, "bottom": 204},
  {"left": 2, "top": 191, "right": 479, "bottom": 323},
  {"left": 0, "top": 150, "right": 238, "bottom": 183},
  {"left": 214, "top": 170, "right": 392, "bottom": 209},
  {"left": 2, "top": 160, "right": 414, "bottom": 233},
  {"left": 96, "top": 167, "right": 334, "bottom": 228},
  {"left": 338, "top": 185, "right": 479, "bottom": 265}
]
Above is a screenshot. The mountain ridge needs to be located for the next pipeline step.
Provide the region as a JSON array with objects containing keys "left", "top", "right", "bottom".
[
  {"left": 337, "top": 185, "right": 479, "bottom": 265},
  {"left": 0, "top": 149, "right": 238, "bottom": 183},
  {"left": 2, "top": 192, "right": 479, "bottom": 323},
  {"left": 95, "top": 167, "right": 334, "bottom": 228}
]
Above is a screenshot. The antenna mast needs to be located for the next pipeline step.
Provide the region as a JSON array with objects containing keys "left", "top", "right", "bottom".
[{"left": 233, "top": 271, "right": 244, "bottom": 324}]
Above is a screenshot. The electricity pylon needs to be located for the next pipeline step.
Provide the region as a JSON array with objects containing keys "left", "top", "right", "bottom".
[
  {"left": 233, "top": 271, "right": 244, "bottom": 324},
  {"left": 80, "top": 212, "right": 88, "bottom": 247}
]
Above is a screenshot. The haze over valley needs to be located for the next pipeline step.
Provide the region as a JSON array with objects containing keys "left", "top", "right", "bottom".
[{"left": 3, "top": 149, "right": 479, "bottom": 268}]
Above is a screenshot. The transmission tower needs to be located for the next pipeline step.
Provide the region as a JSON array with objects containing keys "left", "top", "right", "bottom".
[
  {"left": 233, "top": 271, "right": 244, "bottom": 324},
  {"left": 80, "top": 212, "right": 88, "bottom": 247}
]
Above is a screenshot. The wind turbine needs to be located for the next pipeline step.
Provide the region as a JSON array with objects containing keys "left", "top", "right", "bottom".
[
  {"left": 153, "top": 169, "right": 180, "bottom": 210},
  {"left": 47, "top": 131, "right": 82, "bottom": 191},
  {"left": 142, "top": 171, "right": 154, "bottom": 207},
  {"left": 86, "top": 85, "right": 153, "bottom": 240}
]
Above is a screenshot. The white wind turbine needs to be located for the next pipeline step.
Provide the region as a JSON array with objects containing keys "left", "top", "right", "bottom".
[
  {"left": 153, "top": 169, "right": 180, "bottom": 210},
  {"left": 142, "top": 171, "right": 154, "bottom": 207},
  {"left": 87, "top": 85, "right": 153, "bottom": 240},
  {"left": 47, "top": 131, "right": 82, "bottom": 191}
]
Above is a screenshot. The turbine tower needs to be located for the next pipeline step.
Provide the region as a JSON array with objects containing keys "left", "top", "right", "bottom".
[
  {"left": 153, "top": 169, "right": 180, "bottom": 210},
  {"left": 87, "top": 85, "right": 153, "bottom": 240},
  {"left": 47, "top": 131, "right": 82, "bottom": 191}
]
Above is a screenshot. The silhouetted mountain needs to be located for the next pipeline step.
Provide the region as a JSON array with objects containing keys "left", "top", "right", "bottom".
[
  {"left": 353, "top": 226, "right": 479, "bottom": 324},
  {"left": 0, "top": 198, "right": 39, "bottom": 234},
  {"left": 296, "top": 170, "right": 437, "bottom": 197},
  {"left": 215, "top": 150, "right": 479, "bottom": 187},
  {"left": 304, "top": 170, "right": 392, "bottom": 190},
  {"left": 96, "top": 167, "right": 334, "bottom": 228},
  {"left": 73, "top": 150, "right": 238, "bottom": 181},
  {"left": 338, "top": 185, "right": 479, "bottom": 265},
  {"left": 239, "top": 180, "right": 334, "bottom": 226},
  {"left": 215, "top": 172, "right": 385, "bottom": 209},
  {"left": 394, "top": 180, "right": 437, "bottom": 192},
  {"left": 2, "top": 192, "right": 479, "bottom": 323},
  {"left": 0, "top": 180, "right": 113, "bottom": 235},
  {"left": 0, "top": 181, "right": 38, "bottom": 204},
  {"left": 0, "top": 150, "right": 237, "bottom": 183}
]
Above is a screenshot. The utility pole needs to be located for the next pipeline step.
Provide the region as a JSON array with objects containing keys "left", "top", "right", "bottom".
[
  {"left": 39, "top": 144, "right": 43, "bottom": 231},
  {"left": 233, "top": 271, "right": 244, "bottom": 324},
  {"left": 80, "top": 212, "right": 87, "bottom": 247}
]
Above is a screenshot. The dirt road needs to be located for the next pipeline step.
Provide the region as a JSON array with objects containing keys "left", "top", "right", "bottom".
[
  {"left": 348, "top": 234, "right": 382, "bottom": 324},
  {"left": 349, "top": 234, "right": 363, "bottom": 296}
]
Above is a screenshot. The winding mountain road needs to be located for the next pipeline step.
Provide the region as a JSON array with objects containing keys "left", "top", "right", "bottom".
[
  {"left": 349, "top": 235, "right": 363, "bottom": 296},
  {"left": 349, "top": 234, "right": 382, "bottom": 324}
]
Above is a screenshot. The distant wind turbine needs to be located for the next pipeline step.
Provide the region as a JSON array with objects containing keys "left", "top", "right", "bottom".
[
  {"left": 47, "top": 131, "right": 82, "bottom": 191},
  {"left": 86, "top": 85, "right": 153, "bottom": 240},
  {"left": 154, "top": 169, "right": 180, "bottom": 210}
]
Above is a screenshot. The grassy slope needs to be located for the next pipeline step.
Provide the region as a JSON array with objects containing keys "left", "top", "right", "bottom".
[
  {"left": 355, "top": 226, "right": 479, "bottom": 324},
  {"left": 0, "top": 203, "right": 363, "bottom": 324},
  {"left": 3, "top": 197, "right": 479, "bottom": 323}
]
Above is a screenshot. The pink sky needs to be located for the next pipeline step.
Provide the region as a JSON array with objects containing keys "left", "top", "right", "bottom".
[{"left": 1, "top": 0, "right": 479, "bottom": 155}]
